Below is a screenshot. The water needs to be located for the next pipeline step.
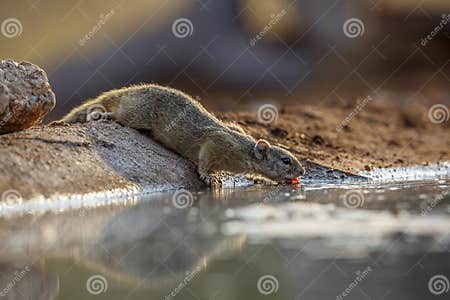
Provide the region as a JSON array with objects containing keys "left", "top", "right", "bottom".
[{"left": 0, "top": 179, "right": 449, "bottom": 300}]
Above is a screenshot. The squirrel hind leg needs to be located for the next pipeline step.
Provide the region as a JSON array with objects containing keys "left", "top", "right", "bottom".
[{"left": 48, "top": 120, "right": 68, "bottom": 127}]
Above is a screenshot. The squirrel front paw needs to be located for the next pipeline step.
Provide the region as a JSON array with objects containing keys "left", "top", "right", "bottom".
[{"left": 199, "top": 174, "right": 222, "bottom": 187}]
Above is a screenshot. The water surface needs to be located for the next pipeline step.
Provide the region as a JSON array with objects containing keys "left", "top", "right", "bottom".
[{"left": 0, "top": 179, "right": 449, "bottom": 300}]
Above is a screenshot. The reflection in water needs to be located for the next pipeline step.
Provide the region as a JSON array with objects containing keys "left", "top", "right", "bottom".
[
  {"left": 0, "top": 262, "right": 59, "bottom": 300},
  {"left": 86, "top": 203, "right": 246, "bottom": 286},
  {"left": 0, "top": 180, "right": 448, "bottom": 299}
]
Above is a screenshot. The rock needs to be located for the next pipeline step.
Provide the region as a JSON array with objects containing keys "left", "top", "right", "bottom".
[
  {"left": 0, "top": 59, "right": 55, "bottom": 134},
  {"left": 0, "top": 122, "right": 204, "bottom": 201}
]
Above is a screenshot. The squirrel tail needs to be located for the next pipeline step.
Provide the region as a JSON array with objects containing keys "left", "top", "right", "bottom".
[
  {"left": 60, "top": 95, "right": 117, "bottom": 123},
  {"left": 60, "top": 101, "right": 102, "bottom": 123},
  {"left": 60, "top": 103, "right": 89, "bottom": 123}
]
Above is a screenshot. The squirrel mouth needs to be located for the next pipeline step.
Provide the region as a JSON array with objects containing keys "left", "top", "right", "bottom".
[{"left": 288, "top": 177, "right": 299, "bottom": 184}]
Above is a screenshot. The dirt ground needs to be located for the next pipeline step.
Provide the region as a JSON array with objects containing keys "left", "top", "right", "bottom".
[{"left": 220, "top": 98, "right": 450, "bottom": 174}]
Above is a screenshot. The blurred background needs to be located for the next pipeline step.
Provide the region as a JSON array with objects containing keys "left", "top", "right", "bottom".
[{"left": 0, "top": 0, "right": 449, "bottom": 120}]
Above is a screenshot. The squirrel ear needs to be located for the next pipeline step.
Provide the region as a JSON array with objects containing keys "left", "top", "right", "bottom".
[{"left": 254, "top": 139, "right": 270, "bottom": 159}]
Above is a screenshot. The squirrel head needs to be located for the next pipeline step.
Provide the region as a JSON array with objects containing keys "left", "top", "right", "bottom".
[{"left": 253, "top": 139, "right": 305, "bottom": 183}]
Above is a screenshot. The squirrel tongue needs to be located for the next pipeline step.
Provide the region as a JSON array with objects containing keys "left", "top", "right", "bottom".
[{"left": 290, "top": 177, "right": 299, "bottom": 184}]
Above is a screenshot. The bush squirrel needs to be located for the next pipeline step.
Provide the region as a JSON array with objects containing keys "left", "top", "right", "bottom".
[{"left": 60, "top": 84, "right": 305, "bottom": 185}]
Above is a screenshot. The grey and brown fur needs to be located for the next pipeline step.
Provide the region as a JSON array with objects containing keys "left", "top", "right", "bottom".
[{"left": 60, "top": 84, "right": 305, "bottom": 185}]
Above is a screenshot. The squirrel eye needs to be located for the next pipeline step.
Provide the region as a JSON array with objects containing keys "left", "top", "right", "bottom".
[{"left": 281, "top": 157, "right": 291, "bottom": 165}]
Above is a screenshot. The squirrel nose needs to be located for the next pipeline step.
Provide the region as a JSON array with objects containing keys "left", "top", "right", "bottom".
[{"left": 300, "top": 166, "right": 306, "bottom": 175}]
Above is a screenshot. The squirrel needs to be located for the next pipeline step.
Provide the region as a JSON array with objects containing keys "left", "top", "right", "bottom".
[{"left": 59, "top": 84, "right": 305, "bottom": 185}]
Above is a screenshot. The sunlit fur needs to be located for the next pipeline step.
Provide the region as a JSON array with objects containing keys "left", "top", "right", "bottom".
[{"left": 61, "top": 84, "right": 305, "bottom": 184}]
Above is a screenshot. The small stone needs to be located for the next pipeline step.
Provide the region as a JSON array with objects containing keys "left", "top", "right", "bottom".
[
  {"left": 0, "top": 59, "right": 56, "bottom": 134},
  {"left": 312, "top": 135, "right": 325, "bottom": 145},
  {"left": 270, "top": 127, "right": 288, "bottom": 138},
  {"left": 388, "top": 139, "right": 400, "bottom": 146},
  {"left": 342, "top": 125, "right": 351, "bottom": 132},
  {"left": 364, "top": 164, "right": 372, "bottom": 171}
]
